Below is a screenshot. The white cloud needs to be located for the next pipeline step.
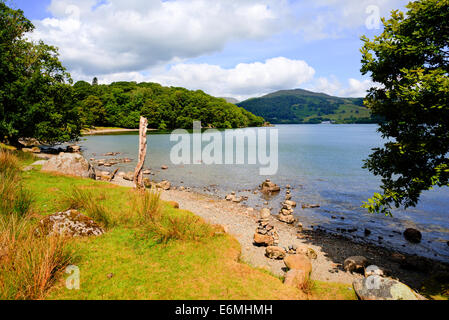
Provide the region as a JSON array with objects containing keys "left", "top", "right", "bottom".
[
  {"left": 29, "top": 0, "right": 291, "bottom": 75},
  {"left": 311, "top": 76, "right": 374, "bottom": 97}
]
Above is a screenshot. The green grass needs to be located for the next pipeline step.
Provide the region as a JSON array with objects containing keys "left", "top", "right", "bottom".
[{"left": 4, "top": 152, "right": 356, "bottom": 300}]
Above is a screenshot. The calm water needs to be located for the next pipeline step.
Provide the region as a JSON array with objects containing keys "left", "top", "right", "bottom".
[{"left": 78, "top": 124, "right": 449, "bottom": 262}]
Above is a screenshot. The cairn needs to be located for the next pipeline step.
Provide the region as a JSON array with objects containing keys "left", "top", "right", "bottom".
[
  {"left": 253, "top": 208, "right": 279, "bottom": 246},
  {"left": 278, "top": 189, "right": 296, "bottom": 224},
  {"left": 260, "top": 179, "right": 280, "bottom": 193}
]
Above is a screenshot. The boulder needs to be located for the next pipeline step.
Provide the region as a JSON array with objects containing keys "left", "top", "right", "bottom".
[
  {"left": 41, "top": 153, "right": 96, "bottom": 179},
  {"left": 284, "top": 269, "right": 307, "bottom": 288},
  {"left": 284, "top": 254, "right": 312, "bottom": 276},
  {"left": 36, "top": 209, "right": 104, "bottom": 237},
  {"left": 353, "top": 277, "right": 425, "bottom": 300},
  {"left": 344, "top": 256, "right": 369, "bottom": 273},
  {"left": 403, "top": 228, "right": 422, "bottom": 244},
  {"left": 161, "top": 165, "right": 168, "bottom": 170},
  {"left": 265, "top": 246, "right": 286, "bottom": 260},
  {"left": 253, "top": 233, "right": 275, "bottom": 246}
]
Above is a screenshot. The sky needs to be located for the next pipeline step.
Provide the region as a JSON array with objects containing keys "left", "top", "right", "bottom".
[{"left": 9, "top": 0, "right": 409, "bottom": 101}]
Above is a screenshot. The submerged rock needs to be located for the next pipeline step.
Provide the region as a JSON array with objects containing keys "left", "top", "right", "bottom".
[
  {"left": 36, "top": 209, "right": 104, "bottom": 237},
  {"left": 403, "top": 228, "right": 422, "bottom": 244}
]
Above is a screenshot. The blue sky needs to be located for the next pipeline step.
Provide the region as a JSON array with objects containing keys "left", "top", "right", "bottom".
[{"left": 9, "top": 0, "right": 409, "bottom": 100}]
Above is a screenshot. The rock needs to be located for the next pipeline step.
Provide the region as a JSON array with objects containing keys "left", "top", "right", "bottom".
[
  {"left": 302, "top": 203, "right": 320, "bottom": 209},
  {"left": 167, "top": 201, "right": 180, "bottom": 209},
  {"left": 260, "top": 208, "right": 271, "bottom": 219},
  {"left": 122, "top": 172, "right": 134, "bottom": 181},
  {"left": 232, "top": 197, "right": 243, "bottom": 203},
  {"left": 278, "top": 214, "right": 295, "bottom": 224},
  {"left": 284, "top": 254, "right": 312, "bottom": 275},
  {"left": 403, "top": 228, "right": 422, "bottom": 244},
  {"left": 213, "top": 224, "right": 228, "bottom": 235},
  {"left": 117, "top": 171, "right": 126, "bottom": 177},
  {"left": 265, "top": 246, "right": 286, "bottom": 260},
  {"left": 353, "top": 277, "right": 425, "bottom": 300},
  {"left": 285, "top": 194, "right": 292, "bottom": 201},
  {"left": 179, "top": 186, "right": 186, "bottom": 191},
  {"left": 156, "top": 180, "right": 171, "bottom": 191},
  {"left": 36, "top": 209, "right": 104, "bottom": 237},
  {"left": 107, "top": 273, "right": 114, "bottom": 279},
  {"left": 260, "top": 179, "right": 281, "bottom": 193},
  {"left": 225, "top": 194, "right": 235, "bottom": 201},
  {"left": 253, "top": 233, "right": 275, "bottom": 246},
  {"left": 143, "top": 169, "right": 151, "bottom": 175},
  {"left": 67, "top": 145, "right": 81, "bottom": 153},
  {"left": 306, "top": 248, "right": 317, "bottom": 260},
  {"left": 365, "top": 265, "right": 385, "bottom": 277},
  {"left": 285, "top": 184, "right": 291, "bottom": 189},
  {"left": 364, "top": 228, "right": 371, "bottom": 236},
  {"left": 284, "top": 269, "right": 307, "bottom": 288},
  {"left": 42, "top": 153, "right": 96, "bottom": 179},
  {"left": 344, "top": 256, "right": 369, "bottom": 273},
  {"left": 284, "top": 200, "right": 297, "bottom": 207},
  {"left": 161, "top": 165, "right": 168, "bottom": 170}
]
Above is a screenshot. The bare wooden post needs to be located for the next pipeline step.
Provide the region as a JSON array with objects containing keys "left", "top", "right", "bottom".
[{"left": 133, "top": 116, "right": 148, "bottom": 189}]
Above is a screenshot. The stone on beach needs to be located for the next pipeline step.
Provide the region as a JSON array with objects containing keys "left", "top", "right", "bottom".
[
  {"left": 284, "top": 254, "right": 312, "bottom": 276},
  {"left": 260, "top": 208, "right": 271, "bottom": 219},
  {"left": 265, "top": 246, "right": 286, "bottom": 260},
  {"left": 344, "top": 256, "right": 369, "bottom": 273},
  {"left": 302, "top": 203, "right": 320, "bottom": 209},
  {"left": 253, "top": 233, "right": 275, "bottom": 246},
  {"left": 260, "top": 179, "right": 281, "bottom": 193}
]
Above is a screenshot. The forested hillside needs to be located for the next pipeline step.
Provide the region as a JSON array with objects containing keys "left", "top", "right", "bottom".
[
  {"left": 74, "top": 81, "right": 265, "bottom": 130},
  {"left": 237, "top": 89, "right": 378, "bottom": 124}
]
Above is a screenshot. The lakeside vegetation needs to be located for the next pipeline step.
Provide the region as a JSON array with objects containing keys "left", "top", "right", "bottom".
[
  {"left": 0, "top": 148, "right": 357, "bottom": 300},
  {"left": 237, "top": 89, "right": 379, "bottom": 124},
  {"left": 74, "top": 80, "right": 265, "bottom": 131}
]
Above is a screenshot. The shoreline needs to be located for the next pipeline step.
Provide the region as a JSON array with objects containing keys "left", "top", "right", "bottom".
[
  {"left": 109, "top": 175, "right": 448, "bottom": 290},
  {"left": 81, "top": 128, "right": 144, "bottom": 136}
]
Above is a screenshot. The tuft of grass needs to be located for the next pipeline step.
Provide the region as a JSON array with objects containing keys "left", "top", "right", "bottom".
[
  {"left": 131, "top": 188, "right": 162, "bottom": 225},
  {"left": 0, "top": 150, "right": 34, "bottom": 217},
  {"left": 0, "top": 214, "right": 73, "bottom": 300},
  {"left": 60, "top": 187, "right": 111, "bottom": 228}
]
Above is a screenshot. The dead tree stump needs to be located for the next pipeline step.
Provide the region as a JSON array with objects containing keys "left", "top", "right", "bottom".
[{"left": 133, "top": 116, "right": 148, "bottom": 189}]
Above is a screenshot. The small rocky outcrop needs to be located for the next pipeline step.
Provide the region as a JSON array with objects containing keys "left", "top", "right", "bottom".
[
  {"left": 344, "top": 256, "right": 369, "bottom": 273},
  {"left": 253, "top": 209, "right": 279, "bottom": 246},
  {"left": 265, "top": 246, "right": 286, "bottom": 260},
  {"left": 42, "top": 153, "right": 96, "bottom": 179},
  {"left": 403, "top": 228, "right": 422, "bottom": 244},
  {"left": 225, "top": 192, "right": 243, "bottom": 203},
  {"left": 260, "top": 179, "right": 280, "bottom": 193},
  {"left": 36, "top": 210, "right": 104, "bottom": 237}
]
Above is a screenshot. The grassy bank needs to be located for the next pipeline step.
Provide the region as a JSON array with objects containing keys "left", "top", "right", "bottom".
[{"left": 0, "top": 149, "right": 356, "bottom": 300}]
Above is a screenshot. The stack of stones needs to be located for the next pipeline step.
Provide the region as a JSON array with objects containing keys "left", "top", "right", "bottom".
[
  {"left": 253, "top": 208, "right": 280, "bottom": 246},
  {"left": 260, "top": 179, "right": 281, "bottom": 193},
  {"left": 278, "top": 188, "right": 297, "bottom": 224}
]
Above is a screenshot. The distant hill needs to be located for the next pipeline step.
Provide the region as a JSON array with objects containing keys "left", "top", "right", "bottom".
[
  {"left": 220, "top": 97, "right": 240, "bottom": 104},
  {"left": 237, "top": 89, "right": 378, "bottom": 124}
]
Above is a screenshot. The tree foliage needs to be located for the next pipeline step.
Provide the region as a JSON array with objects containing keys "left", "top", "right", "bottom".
[
  {"left": 360, "top": 0, "right": 449, "bottom": 215},
  {"left": 73, "top": 81, "right": 265, "bottom": 130},
  {"left": 0, "top": 2, "right": 80, "bottom": 145}
]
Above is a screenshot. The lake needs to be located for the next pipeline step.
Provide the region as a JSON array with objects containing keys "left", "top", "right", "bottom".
[{"left": 78, "top": 124, "right": 449, "bottom": 262}]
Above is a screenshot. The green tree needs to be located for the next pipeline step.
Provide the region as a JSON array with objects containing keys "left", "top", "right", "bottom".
[
  {"left": 360, "top": 0, "right": 449, "bottom": 215},
  {"left": 0, "top": 2, "right": 80, "bottom": 146}
]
